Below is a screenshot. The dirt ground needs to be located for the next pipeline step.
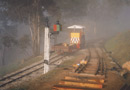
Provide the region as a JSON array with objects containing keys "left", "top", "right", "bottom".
[
  {"left": 102, "top": 51, "right": 129, "bottom": 90},
  {"left": 8, "top": 49, "right": 87, "bottom": 90},
  {"left": 27, "top": 49, "right": 87, "bottom": 90},
  {"left": 8, "top": 48, "right": 130, "bottom": 90}
]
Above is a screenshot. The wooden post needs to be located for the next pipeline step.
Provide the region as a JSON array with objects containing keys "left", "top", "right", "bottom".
[{"left": 44, "top": 27, "right": 50, "bottom": 74}]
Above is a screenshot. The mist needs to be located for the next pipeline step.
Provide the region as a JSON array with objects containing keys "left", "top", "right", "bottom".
[
  {"left": 55, "top": 0, "right": 130, "bottom": 41},
  {"left": 0, "top": 0, "right": 130, "bottom": 72}
]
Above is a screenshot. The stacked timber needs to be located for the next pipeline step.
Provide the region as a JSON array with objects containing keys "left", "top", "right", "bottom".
[
  {"left": 52, "top": 73, "right": 105, "bottom": 90},
  {"left": 122, "top": 61, "right": 130, "bottom": 71}
]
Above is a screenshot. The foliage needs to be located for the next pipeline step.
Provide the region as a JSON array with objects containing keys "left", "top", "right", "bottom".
[
  {"left": 0, "top": 0, "right": 60, "bottom": 24},
  {"left": 2, "top": 36, "right": 17, "bottom": 48},
  {"left": 0, "top": 0, "right": 61, "bottom": 56},
  {"left": 18, "top": 35, "right": 30, "bottom": 49},
  {"left": 1, "top": 35, "right": 17, "bottom": 65},
  {"left": 0, "top": 55, "right": 42, "bottom": 77}
]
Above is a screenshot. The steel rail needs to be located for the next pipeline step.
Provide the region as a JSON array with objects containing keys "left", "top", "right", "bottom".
[
  {"left": 0, "top": 53, "right": 59, "bottom": 81},
  {"left": 0, "top": 53, "right": 66, "bottom": 88},
  {"left": 74, "top": 48, "right": 91, "bottom": 73},
  {"left": 52, "top": 46, "right": 106, "bottom": 90}
]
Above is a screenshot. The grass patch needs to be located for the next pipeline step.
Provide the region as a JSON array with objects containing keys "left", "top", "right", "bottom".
[
  {"left": 105, "top": 30, "right": 130, "bottom": 65},
  {"left": 7, "top": 51, "right": 85, "bottom": 90},
  {"left": 0, "top": 56, "right": 42, "bottom": 77}
]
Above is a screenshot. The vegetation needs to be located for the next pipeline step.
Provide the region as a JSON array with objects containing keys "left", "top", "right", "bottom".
[
  {"left": 1, "top": 36, "right": 17, "bottom": 65},
  {"left": 105, "top": 30, "right": 130, "bottom": 65},
  {"left": 18, "top": 35, "right": 31, "bottom": 57},
  {"left": 0, "top": 0, "right": 61, "bottom": 56}
]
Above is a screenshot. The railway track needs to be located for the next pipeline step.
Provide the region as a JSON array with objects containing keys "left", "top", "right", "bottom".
[
  {"left": 52, "top": 46, "right": 106, "bottom": 90},
  {"left": 75, "top": 47, "right": 106, "bottom": 75},
  {"left": 82, "top": 48, "right": 100, "bottom": 75},
  {"left": 0, "top": 52, "right": 68, "bottom": 89}
]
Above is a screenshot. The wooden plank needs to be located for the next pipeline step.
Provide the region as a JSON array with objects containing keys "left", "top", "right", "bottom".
[
  {"left": 85, "top": 66, "right": 98, "bottom": 68},
  {"left": 62, "top": 78, "right": 104, "bottom": 84},
  {"left": 52, "top": 84, "right": 101, "bottom": 90},
  {"left": 64, "top": 76, "right": 105, "bottom": 84},
  {"left": 52, "top": 87, "right": 84, "bottom": 90},
  {"left": 84, "top": 68, "right": 97, "bottom": 71},
  {"left": 58, "top": 81, "right": 103, "bottom": 89},
  {"left": 69, "top": 73, "right": 105, "bottom": 79}
]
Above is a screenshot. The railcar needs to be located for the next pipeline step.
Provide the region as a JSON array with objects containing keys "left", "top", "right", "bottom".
[
  {"left": 51, "top": 25, "right": 85, "bottom": 53},
  {"left": 51, "top": 43, "right": 77, "bottom": 53}
]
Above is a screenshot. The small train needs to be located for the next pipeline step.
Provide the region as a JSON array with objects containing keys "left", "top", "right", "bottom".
[{"left": 51, "top": 25, "right": 85, "bottom": 53}]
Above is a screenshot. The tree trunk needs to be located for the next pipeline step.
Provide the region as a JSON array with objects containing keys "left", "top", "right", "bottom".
[
  {"left": 37, "top": 14, "right": 40, "bottom": 55},
  {"left": 28, "top": 0, "right": 41, "bottom": 56},
  {"left": 29, "top": 12, "right": 40, "bottom": 56}
]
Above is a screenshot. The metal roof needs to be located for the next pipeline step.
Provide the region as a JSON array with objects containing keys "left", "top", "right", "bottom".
[{"left": 67, "top": 25, "right": 85, "bottom": 29}]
